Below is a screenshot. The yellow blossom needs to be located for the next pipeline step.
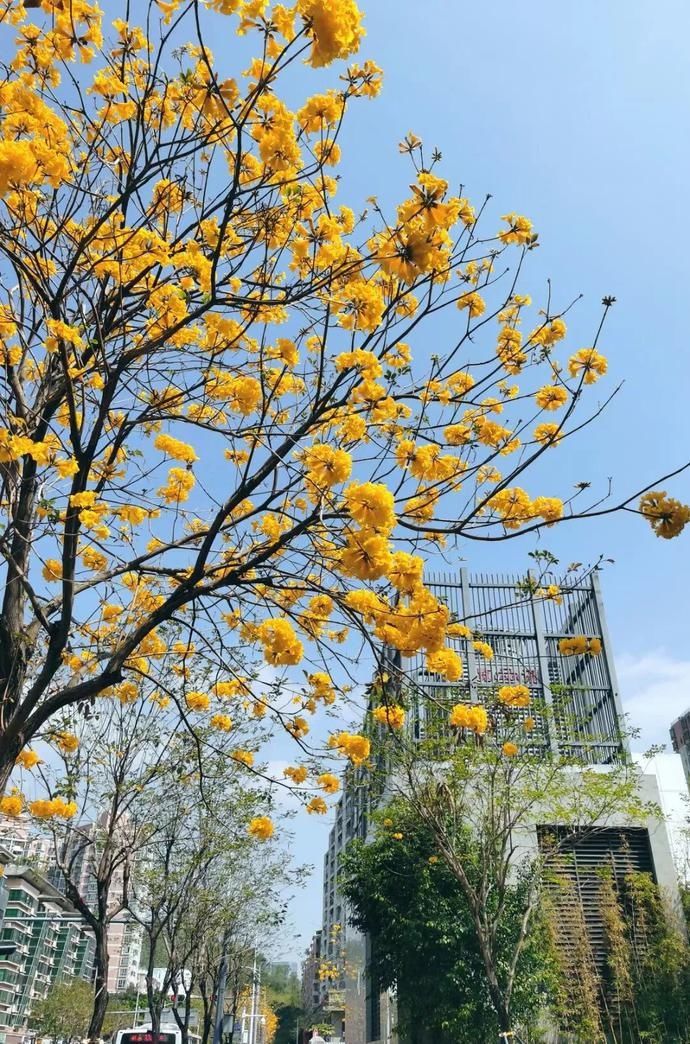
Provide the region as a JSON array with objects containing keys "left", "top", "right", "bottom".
[
  {"left": 535, "top": 385, "right": 568, "bottom": 411},
  {"left": 0, "top": 792, "right": 23, "bottom": 817},
  {"left": 256, "top": 618, "right": 303, "bottom": 666},
  {"left": 568, "top": 348, "right": 608, "bottom": 384},
  {"left": 154, "top": 432, "right": 199, "bottom": 463},
  {"left": 639, "top": 491, "right": 690, "bottom": 540},
  {"left": 53, "top": 732, "right": 79, "bottom": 754},
  {"left": 186, "top": 691, "right": 211, "bottom": 712},
  {"left": 498, "top": 685, "right": 530, "bottom": 709},
  {"left": 232, "top": 749, "right": 255, "bottom": 767},
  {"left": 317, "top": 772, "right": 340, "bottom": 794},
  {"left": 248, "top": 816, "right": 274, "bottom": 840},
  {"left": 372, "top": 705, "right": 405, "bottom": 730},
  {"left": 449, "top": 703, "right": 488, "bottom": 735},
  {"left": 329, "top": 731, "right": 370, "bottom": 765},
  {"left": 426, "top": 648, "right": 463, "bottom": 681},
  {"left": 16, "top": 749, "right": 42, "bottom": 770},
  {"left": 284, "top": 765, "right": 309, "bottom": 784}
]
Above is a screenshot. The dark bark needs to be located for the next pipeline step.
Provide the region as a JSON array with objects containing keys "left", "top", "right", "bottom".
[
  {"left": 88, "top": 928, "right": 110, "bottom": 1042},
  {"left": 60, "top": 850, "right": 114, "bottom": 1042},
  {"left": 171, "top": 985, "right": 193, "bottom": 1044},
  {"left": 198, "top": 982, "right": 213, "bottom": 1044}
]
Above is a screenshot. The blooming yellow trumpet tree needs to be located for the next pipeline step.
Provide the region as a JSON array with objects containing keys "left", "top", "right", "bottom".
[{"left": 0, "top": 0, "right": 687, "bottom": 805}]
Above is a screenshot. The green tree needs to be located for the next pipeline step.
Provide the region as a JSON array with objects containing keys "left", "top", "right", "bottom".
[
  {"left": 263, "top": 964, "right": 303, "bottom": 1044},
  {"left": 30, "top": 979, "right": 94, "bottom": 1041},
  {"left": 340, "top": 799, "right": 557, "bottom": 1042}
]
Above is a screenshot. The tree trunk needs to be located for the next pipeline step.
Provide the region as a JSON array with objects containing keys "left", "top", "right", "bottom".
[
  {"left": 171, "top": 988, "right": 193, "bottom": 1044},
  {"left": 88, "top": 927, "right": 110, "bottom": 1041},
  {"left": 0, "top": 752, "right": 17, "bottom": 798},
  {"left": 199, "top": 979, "right": 213, "bottom": 1044},
  {"left": 472, "top": 914, "right": 512, "bottom": 1034},
  {"left": 147, "top": 969, "right": 164, "bottom": 1042}
]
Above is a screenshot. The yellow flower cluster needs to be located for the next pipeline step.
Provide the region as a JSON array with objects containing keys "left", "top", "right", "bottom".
[
  {"left": 640, "top": 491, "right": 690, "bottom": 540},
  {"left": 297, "top": 0, "right": 364, "bottom": 68},
  {"left": 568, "top": 348, "right": 607, "bottom": 384},
  {"left": 558, "top": 636, "right": 602, "bottom": 657},
  {"left": 247, "top": 815, "right": 274, "bottom": 840},
  {"left": 472, "top": 641, "right": 494, "bottom": 661},
  {"left": 186, "top": 691, "right": 211, "bottom": 712},
  {"left": 154, "top": 432, "right": 199, "bottom": 463},
  {"left": 426, "top": 648, "right": 463, "bottom": 681},
  {"left": 29, "top": 797, "right": 77, "bottom": 820},
  {"left": 535, "top": 385, "right": 568, "bottom": 410},
  {"left": 256, "top": 618, "right": 304, "bottom": 666},
  {"left": 304, "top": 444, "right": 352, "bottom": 495},
  {"left": 0, "top": 792, "right": 23, "bottom": 817},
  {"left": 449, "top": 703, "right": 489, "bottom": 734},
  {"left": 372, "top": 705, "right": 406, "bottom": 730},
  {"left": 210, "top": 713, "right": 233, "bottom": 732},
  {"left": 15, "top": 749, "right": 41, "bottom": 770},
  {"left": 53, "top": 731, "right": 79, "bottom": 754},
  {"left": 497, "top": 685, "right": 531, "bottom": 709},
  {"left": 329, "top": 731, "right": 371, "bottom": 764},
  {"left": 317, "top": 772, "right": 341, "bottom": 794},
  {"left": 488, "top": 488, "right": 564, "bottom": 530},
  {"left": 284, "top": 765, "right": 308, "bottom": 784},
  {"left": 233, "top": 750, "right": 255, "bottom": 767},
  {"left": 498, "top": 214, "right": 534, "bottom": 245}
]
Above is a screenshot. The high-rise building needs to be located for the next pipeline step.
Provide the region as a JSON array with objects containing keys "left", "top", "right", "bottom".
[
  {"left": 301, "top": 931, "right": 323, "bottom": 1018},
  {"left": 52, "top": 814, "right": 143, "bottom": 993},
  {"left": 316, "top": 570, "right": 683, "bottom": 1044},
  {"left": 670, "top": 709, "right": 690, "bottom": 791},
  {"left": 0, "top": 817, "right": 52, "bottom": 870},
  {"left": 0, "top": 845, "right": 94, "bottom": 1044},
  {"left": 0, "top": 812, "right": 143, "bottom": 995}
]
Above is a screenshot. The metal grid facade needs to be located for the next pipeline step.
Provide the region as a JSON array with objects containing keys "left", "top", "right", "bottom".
[
  {"left": 538, "top": 825, "right": 655, "bottom": 973},
  {"left": 403, "top": 569, "right": 626, "bottom": 764}
]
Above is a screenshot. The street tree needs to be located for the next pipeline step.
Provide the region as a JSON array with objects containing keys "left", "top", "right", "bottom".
[
  {"left": 27, "top": 696, "right": 174, "bottom": 1039},
  {"left": 30, "top": 978, "right": 94, "bottom": 1042},
  {"left": 340, "top": 798, "right": 557, "bottom": 1042},
  {"left": 129, "top": 765, "right": 292, "bottom": 1043},
  {"left": 0, "top": 0, "right": 687, "bottom": 823}
]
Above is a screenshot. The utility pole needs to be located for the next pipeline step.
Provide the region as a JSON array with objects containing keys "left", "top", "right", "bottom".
[{"left": 248, "top": 951, "right": 258, "bottom": 1044}]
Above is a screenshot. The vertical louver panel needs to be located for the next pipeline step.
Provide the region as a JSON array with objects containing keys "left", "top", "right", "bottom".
[{"left": 538, "top": 825, "right": 655, "bottom": 971}]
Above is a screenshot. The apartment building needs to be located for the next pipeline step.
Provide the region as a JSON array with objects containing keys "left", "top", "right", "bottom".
[
  {"left": 53, "top": 814, "right": 143, "bottom": 993},
  {"left": 301, "top": 931, "right": 323, "bottom": 1018},
  {"left": 0, "top": 846, "right": 94, "bottom": 1044},
  {"left": 0, "top": 812, "right": 143, "bottom": 995},
  {"left": 670, "top": 708, "right": 690, "bottom": 792}
]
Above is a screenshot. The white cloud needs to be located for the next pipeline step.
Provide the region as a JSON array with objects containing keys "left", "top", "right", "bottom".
[{"left": 617, "top": 649, "right": 690, "bottom": 753}]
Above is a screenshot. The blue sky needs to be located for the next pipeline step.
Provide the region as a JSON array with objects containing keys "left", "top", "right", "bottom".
[{"left": 275, "top": 0, "right": 690, "bottom": 962}]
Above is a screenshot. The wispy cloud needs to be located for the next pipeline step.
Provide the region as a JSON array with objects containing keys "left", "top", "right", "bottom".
[{"left": 618, "top": 649, "right": 690, "bottom": 753}]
